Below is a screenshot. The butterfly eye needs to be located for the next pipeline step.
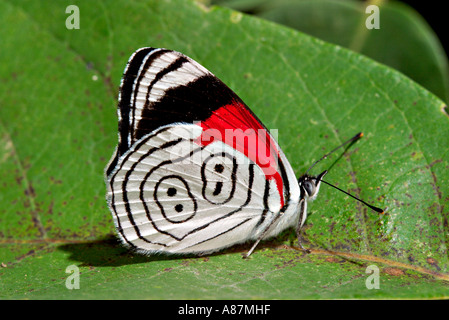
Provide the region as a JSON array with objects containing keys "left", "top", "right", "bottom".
[{"left": 303, "top": 181, "right": 316, "bottom": 197}]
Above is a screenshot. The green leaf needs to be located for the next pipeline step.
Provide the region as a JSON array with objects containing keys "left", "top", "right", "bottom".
[{"left": 1, "top": 0, "right": 449, "bottom": 299}]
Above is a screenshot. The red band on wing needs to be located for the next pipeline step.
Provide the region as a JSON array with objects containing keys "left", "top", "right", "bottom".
[{"left": 195, "top": 101, "right": 284, "bottom": 208}]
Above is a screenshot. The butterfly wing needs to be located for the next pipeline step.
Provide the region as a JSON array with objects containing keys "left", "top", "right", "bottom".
[
  {"left": 109, "top": 124, "right": 280, "bottom": 253},
  {"left": 106, "top": 48, "right": 301, "bottom": 254}
]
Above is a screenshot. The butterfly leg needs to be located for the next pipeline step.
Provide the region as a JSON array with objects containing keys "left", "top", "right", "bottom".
[
  {"left": 243, "top": 211, "right": 283, "bottom": 258},
  {"left": 296, "top": 198, "right": 311, "bottom": 253}
]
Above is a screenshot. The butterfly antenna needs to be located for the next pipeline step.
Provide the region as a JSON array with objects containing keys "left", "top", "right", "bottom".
[
  {"left": 306, "top": 132, "right": 363, "bottom": 174},
  {"left": 308, "top": 132, "right": 385, "bottom": 214},
  {"left": 319, "top": 178, "right": 385, "bottom": 214}
]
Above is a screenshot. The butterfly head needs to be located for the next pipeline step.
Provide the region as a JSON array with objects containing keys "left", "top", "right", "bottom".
[{"left": 298, "top": 170, "right": 328, "bottom": 201}]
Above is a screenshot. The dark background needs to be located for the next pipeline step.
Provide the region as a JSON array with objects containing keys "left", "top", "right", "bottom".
[{"left": 398, "top": 0, "right": 449, "bottom": 56}]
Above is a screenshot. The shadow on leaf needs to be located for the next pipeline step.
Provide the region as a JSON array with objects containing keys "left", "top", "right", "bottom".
[
  {"left": 57, "top": 234, "right": 293, "bottom": 266},
  {"left": 57, "top": 235, "right": 186, "bottom": 267}
]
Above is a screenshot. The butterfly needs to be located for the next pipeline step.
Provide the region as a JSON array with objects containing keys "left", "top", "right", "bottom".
[{"left": 105, "top": 47, "right": 383, "bottom": 257}]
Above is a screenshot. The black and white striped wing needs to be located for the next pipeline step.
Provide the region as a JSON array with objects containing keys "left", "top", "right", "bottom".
[{"left": 107, "top": 124, "right": 280, "bottom": 254}]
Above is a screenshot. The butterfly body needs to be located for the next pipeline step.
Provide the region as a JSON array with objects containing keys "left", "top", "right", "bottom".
[{"left": 106, "top": 48, "right": 324, "bottom": 255}]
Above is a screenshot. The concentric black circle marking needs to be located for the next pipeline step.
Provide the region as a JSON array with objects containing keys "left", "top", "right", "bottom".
[
  {"left": 154, "top": 175, "right": 197, "bottom": 224},
  {"left": 201, "top": 152, "right": 237, "bottom": 205}
]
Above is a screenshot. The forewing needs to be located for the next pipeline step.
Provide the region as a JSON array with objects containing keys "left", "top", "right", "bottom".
[{"left": 106, "top": 47, "right": 244, "bottom": 176}]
